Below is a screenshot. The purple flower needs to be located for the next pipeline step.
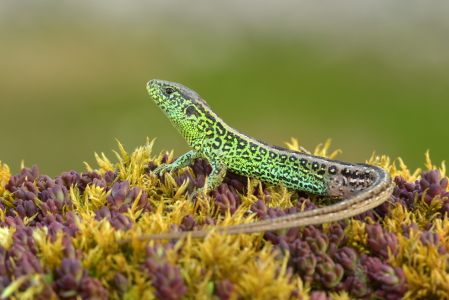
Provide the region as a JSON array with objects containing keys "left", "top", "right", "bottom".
[
  {"left": 152, "top": 263, "right": 188, "bottom": 300},
  {"left": 106, "top": 180, "right": 152, "bottom": 213},
  {"left": 366, "top": 223, "right": 398, "bottom": 259},
  {"left": 314, "top": 251, "right": 344, "bottom": 289},
  {"left": 215, "top": 279, "right": 237, "bottom": 300},
  {"left": 212, "top": 183, "right": 241, "bottom": 215}
]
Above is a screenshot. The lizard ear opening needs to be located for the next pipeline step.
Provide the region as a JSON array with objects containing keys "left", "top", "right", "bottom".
[{"left": 186, "top": 106, "right": 196, "bottom": 116}]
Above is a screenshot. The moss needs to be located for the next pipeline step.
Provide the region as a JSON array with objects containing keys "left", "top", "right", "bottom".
[
  {"left": 0, "top": 138, "right": 448, "bottom": 299},
  {"left": 0, "top": 162, "right": 11, "bottom": 197}
]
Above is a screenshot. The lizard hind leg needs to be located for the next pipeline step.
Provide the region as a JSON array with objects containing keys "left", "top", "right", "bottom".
[{"left": 325, "top": 165, "right": 377, "bottom": 199}]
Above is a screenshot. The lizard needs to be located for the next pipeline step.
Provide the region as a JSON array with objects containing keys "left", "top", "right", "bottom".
[{"left": 119, "top": 79, "right": 394, "bottom": 241}]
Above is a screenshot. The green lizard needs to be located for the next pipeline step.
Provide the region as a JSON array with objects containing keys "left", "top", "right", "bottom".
[{"left": 124, "top": 79, "right": 394, "bottom": 241}]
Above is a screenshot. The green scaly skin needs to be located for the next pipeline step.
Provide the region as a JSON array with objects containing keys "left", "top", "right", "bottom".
[{"left": 122, "top": 79, "right": 394, "bottom": 241}]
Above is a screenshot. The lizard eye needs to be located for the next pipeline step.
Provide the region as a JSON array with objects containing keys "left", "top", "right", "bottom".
[{"left": 165, "top": 88, "right": 174, "bottom": 94}]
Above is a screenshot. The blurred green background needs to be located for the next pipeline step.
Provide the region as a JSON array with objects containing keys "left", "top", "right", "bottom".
[{"left": 1, "top": 1, "right": 448, "bottom": 178}]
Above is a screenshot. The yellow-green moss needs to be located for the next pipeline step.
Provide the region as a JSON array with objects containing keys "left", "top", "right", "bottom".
[{"left": 0, "top": 138, "right": 448, "bottom": 299}]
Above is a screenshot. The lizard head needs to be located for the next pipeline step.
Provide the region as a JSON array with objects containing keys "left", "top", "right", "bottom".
[{"left": 147, "top": 79, "right": 218, "bottom": 148}]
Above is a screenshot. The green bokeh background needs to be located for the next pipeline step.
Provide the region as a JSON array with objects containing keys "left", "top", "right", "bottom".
[{"left": 1, "top": 1, "right": 448, "bottom": 178}]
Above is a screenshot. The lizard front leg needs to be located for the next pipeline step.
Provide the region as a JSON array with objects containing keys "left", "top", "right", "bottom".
[{"left": 153, "top": 150, "right": 199, "bottom": 176}]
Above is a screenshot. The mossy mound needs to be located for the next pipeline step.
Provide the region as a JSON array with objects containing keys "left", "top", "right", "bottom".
[{"left": 0, "top": 139, "right": 448, "bottom": 300}]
